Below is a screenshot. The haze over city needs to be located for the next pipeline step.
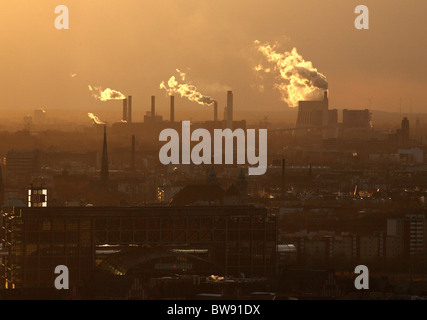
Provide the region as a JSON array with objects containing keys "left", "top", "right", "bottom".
[
  {"left": 1, "top": 0, "right": 427, "bottom": 302},
  {"left": 1, "top": 0, "right": 427, "bottom": 125}
]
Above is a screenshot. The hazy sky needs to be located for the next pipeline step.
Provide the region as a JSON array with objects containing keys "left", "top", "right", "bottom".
[{"left": 1, "top": 0, "right": 426, "bottom": 123}]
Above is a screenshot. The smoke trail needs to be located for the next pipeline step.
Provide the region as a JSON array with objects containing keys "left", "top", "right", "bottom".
[
  {"left": 88, "top": 113, "right": 105, "bottom": 125},
  {"left": 88, "top": 85, "right": 126, "bottom": 102},
  {"left": 254, "top": 40, "right": 328, "bottom": 107},
  {"left": 160, "top": 69, "right": 215, "bottom": 106}
]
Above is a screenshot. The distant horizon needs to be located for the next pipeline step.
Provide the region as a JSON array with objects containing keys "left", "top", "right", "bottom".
[{"left": 0, "top": 107, "right": 425, "bottom": 134}]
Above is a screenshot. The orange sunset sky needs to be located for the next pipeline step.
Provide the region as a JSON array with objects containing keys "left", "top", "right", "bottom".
[{"left": 0, "top": 0, "right": 426, "bottom": 123}]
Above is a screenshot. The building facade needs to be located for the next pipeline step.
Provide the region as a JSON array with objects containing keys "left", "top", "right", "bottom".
[{"left": 1, "top": 205, "right": 277, "bottom": 289}]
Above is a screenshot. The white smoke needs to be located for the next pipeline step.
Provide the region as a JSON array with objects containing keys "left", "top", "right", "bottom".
[
  {"left": 254, "top": 40, "right": 328, "bottom": 107},
  {"left": 88, "top": 85, "right": 126, "bottom": 102},
  {"left": 160, "top": 69, "right": 216, "bottom": 106},
  {"left": 88, "top": 113, "right": 105, "bottom": 125}
]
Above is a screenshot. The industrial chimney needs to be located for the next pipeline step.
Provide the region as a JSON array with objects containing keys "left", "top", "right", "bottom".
[
  {"left": 122, "top": 98, "right": 128, "bottom": 122},
  {"left": 214, "top": 101, "right": 218, "bottom": 122},
  {"left": 226, "top": 91, "right": 233, "bottom": 129},
  {"left": 170, "top": 96, "right": 175, "bottom": 123},
  {"left": 151, "top": 96, "right": 156, "bottom": 118},
  {"left": 128, "top": 96, "right": 133, "bottom": 123}
]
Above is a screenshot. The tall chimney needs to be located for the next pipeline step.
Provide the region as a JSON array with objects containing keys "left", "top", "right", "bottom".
[
  {"left": 151, "top": 96, "right": 156, "bottom": 118},
  {"left": 128, "top": 96, "right": 133, "bottom": 123},
  {"left": 122, "top": 98, "right": 128, "bottom": 122},
  {"left": 170, "top": 96, "right": 175, "bottom": 123},
  {"left": 214, "top": 101, "right": 218, "bottom": 122},
  {"left": 131, "top": 135, "right": 136, "bottom": 170},
  {"left": 226, "top": 91, "right": 233, "bottom": 129}
]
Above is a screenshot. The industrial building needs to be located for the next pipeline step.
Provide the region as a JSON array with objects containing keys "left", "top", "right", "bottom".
[
  {"left": 109, "top": 91, "right": 244, "bottom": 138},
  {"left": 0, "top": 205, "right": 277, "bottom": 290},
  {"left": 293, "top": 91, "right": 338, "bottom": 140},
  {"left": 342, "top": 109, "right": 372, "bottom": 129},
  {"left": 387, "top": 214, "right": 427, "bottom": 257}
]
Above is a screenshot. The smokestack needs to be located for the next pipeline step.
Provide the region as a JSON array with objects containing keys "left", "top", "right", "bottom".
[
  {"left": 214, "top": 101, "right": 218, "bottom": 122},
  {"left": 122, "top": 98, "right": 128, "bottom": 122},
  {"left": 128, "top": 96, "right": 133, "bottom": 123},
  {"left": 170, "top": 96, "right": 175, "bottom": 123},
  {"left": 227, "top": 91, "right": 233, "bottom": 129},
  {"left": 131, "top": 135, "right": 136, "bottom": 170},
  {"left": 151, "top": 96, "right": 156, "bottom": 118}
]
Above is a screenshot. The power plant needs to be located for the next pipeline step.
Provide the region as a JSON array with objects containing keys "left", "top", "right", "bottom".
[
  {"left": 96, "top": 91, "right": 244, "bottom": 136},
  {"left": 294, "top": 91, "right": 334, "bottom": 139}
]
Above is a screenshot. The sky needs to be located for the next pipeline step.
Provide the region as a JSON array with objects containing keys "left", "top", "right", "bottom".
[{"left": 1, "top": 0, "right": 426, "bottom": 123}]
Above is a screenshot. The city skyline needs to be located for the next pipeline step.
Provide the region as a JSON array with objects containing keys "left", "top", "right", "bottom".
[{"left": 1, "top": 0, "right": 427, "bottom": 302}]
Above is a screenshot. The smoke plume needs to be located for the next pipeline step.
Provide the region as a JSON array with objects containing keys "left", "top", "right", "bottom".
[
  {"left": 88, "top": 113, "right": 106, "bottom": 125},
  {"left": 160, "top": 69, "right": 215, "bottom": 106},
  {"left": 88, "top": 85, "right": 126, "bottom": 102},
  {"left": 254, "top": 40, "right": 328, "bottom": 107}
]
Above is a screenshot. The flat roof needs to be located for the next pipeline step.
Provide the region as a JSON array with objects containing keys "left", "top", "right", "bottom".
[{"left": 10, "top": 205, "right": 268, "bottom": 219}]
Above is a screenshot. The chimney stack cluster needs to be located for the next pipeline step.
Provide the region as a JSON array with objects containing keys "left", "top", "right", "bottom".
[{"left": 119, "top": 91, "right": 234, "bottom": 124}]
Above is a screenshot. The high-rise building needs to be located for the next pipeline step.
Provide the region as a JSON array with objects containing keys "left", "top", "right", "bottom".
[
  {"left": 6, "top": 150, "right": 42, "bottom": 186},
  {"left": 387, "top": 214, "right": 427, "bottom": 257}
]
